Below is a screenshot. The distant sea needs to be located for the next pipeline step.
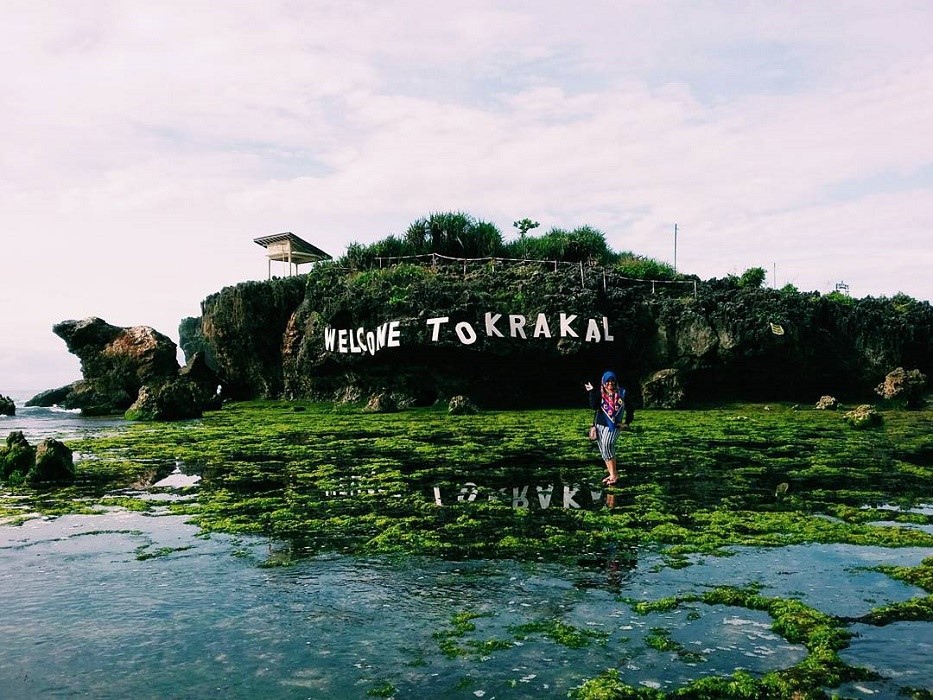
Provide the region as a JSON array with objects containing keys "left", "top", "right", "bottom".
[{"left": 0, "top": 388, "right": 127, "bottom": 444}]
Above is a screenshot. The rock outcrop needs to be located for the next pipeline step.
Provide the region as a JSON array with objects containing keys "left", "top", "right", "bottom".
[
  {"left": 28, "top": 318, "right": 221, "bottom": 420},
  {"left": 875, "top": 367, "right": 927, "bottom": 407},
  {"left": 27, "top": 317, "right": 180, "bottom": 415},
  {"left": 32, "top": 438, "right": 75, "bottom": 483},
  {"left": 124, "top": 379, "right": 207, "bottom": 421},
  {"left": 0, "top": 432, "right": 74, "bottom": 484},
  {"left": 170, "top": 265, "right": 932, "bottom": 409},
  {"left": 844, "top": 404, "right": 883, "bottom": 430},
  {"left": 1, "top": 431, "right": 33, "bottom": 481},
  {"left": 0, "top": 394, "right": 14, "bottom": 416},
  {"left": 448, "top": 395, "right": 479, "bottom": 415},
  {"left": 641, "top": 369, "right": 685, "bottom": 408}
]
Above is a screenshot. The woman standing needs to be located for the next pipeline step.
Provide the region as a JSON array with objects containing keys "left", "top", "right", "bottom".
[{"left": 585, "top": 371, "right": 633, "bottom": 485}]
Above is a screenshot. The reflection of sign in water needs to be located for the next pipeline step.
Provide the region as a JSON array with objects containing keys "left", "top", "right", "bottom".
[
  {"left": 433, "top": 482, "right": 609, "bottom": 510},
  {"left": 323, "top": 479, "right": 614, "bottom": 510}
]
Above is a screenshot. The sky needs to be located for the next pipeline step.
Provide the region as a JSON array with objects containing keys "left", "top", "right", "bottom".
[{"left": 2, "top": 1, "right": 932, "bottom": 391}]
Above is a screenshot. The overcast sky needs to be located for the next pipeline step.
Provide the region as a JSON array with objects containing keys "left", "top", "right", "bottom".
[{"left": 2, "top": 1, "right": 932, "bottom": 391}]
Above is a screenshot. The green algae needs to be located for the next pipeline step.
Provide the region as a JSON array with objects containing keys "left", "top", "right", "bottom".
[
  {"left": 134, "top": 544, "right": 195, "bottom": 560},
  {"left": 3, "top": 400, "right": 932, "bottom": 697},
  {"left": 3, "top": 401, "right": 932, "bottom": 562},
  {"left": 572, "top": 585, "right": 877, "bottom": 699},
  {"left": 509, "top": 619, "right": 608, "bottom": 649}
]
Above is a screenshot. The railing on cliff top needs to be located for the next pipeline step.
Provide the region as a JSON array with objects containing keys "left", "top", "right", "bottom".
[{"left": 372, "top": 252, "right": 698, "bottom": 297}]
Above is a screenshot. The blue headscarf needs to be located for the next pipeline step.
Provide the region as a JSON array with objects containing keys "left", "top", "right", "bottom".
[{"left": 601, "top": 371, "right": 617, "bottom": 384}]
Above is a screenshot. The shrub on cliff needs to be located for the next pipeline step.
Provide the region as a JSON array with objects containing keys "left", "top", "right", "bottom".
[
  {"left": 341, "top": 212, "right": 640, "bottom": 270},
  {"left": 502, "top": 224, "right": 617, "bottom": 264}
]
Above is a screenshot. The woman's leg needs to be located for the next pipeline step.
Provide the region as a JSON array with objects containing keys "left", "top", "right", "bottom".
[
  {"left": 597, "top": 426, "right": 619, "bottom": 484},
  {"left": 604, "top": 456, "right": 618, "bottom": 484}
]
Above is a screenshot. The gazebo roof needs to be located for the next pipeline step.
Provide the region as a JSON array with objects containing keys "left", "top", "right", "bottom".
[{"left": 253, "top": 232, "right": 332, "bottom": 264}]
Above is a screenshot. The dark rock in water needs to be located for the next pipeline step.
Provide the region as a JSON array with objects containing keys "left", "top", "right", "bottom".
[
  {"left": 25, "top": 385, "right": 75, "bottom": 407},
  {"left": 1, "top": 431, "right": 35, "bottom": 481},
  {"left": 363, "top": 392, "right": 397, "bottom": 413},
  {"left": 448, "top": 395, "right": 478, "bottom": 415},
  {"left": 178, "top": 351, "right": 222, "bottom": 410},
  {"left": 124, "top": 379, "right": 206, "bottom": 421},
  {"left": 875, "top": 367, "right": 927, "bottom": 407},
  {"left": 0, "top": 394, "right": 14, "bottom": 416},
  {"left": 30, "top": 438, "right": 75, "bottom": 483},
  {"left": 641, "top": 368, "right": 685, "bottom": 408}
]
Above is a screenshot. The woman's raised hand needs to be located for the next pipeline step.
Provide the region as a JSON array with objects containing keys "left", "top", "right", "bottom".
[{"left": 584, "top": 382, "right": 593, "bottom": 391}]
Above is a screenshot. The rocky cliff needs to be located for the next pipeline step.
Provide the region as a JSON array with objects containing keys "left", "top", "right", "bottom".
[
  {"left": 181, "top": 263, "right": 933, "bottom": 408},
  {"left": 28, "top": 317, "right": 220, "bottom": 418}
]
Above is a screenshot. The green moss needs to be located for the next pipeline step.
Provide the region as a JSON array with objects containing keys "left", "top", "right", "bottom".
[
  {"left": 135, "top": 545, "right": 194, "bottom": 560},
  {"left": 508, "top": 619, "right": 608, "bottom": 649},
  {"left": 569, "top": 669, "right": 665, "bottom": 699},
  {"left": 859, "top": 595, "right": 933, "bottom": 625},
  {"left": 366, "top": 680, "right": 396, "bottom": 697},
  {"left": 645, "top": 627, "right": 681, "bottom": 652},
  {"left": 873, "top": 555, "right": 933, "bottom": 592},
  {"left": 4, "top": 399, "right": 932, "bottom": 698}
]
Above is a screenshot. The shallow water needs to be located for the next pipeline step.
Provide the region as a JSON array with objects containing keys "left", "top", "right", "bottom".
[
  {"left": 2, "top": 396, "right": 932, "bottom": 698},
  {"left": 0, "top": 390, "right": 127, "bottom": 444},
  {"left": 0, "top": 508, "right": 929, "bottom": 699}
]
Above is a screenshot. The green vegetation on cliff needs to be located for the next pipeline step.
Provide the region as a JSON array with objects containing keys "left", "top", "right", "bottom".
[{"left": 182, "top": 211, "right": 932, "bottom": 408}]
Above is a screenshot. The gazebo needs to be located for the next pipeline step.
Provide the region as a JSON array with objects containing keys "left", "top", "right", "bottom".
[{"left": 254, "top": 232, "right": 332, "bottom": 278}]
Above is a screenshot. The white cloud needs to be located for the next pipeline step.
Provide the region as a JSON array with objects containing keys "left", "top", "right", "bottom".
[{"left": 2, "top": 1, "right": 931, "bottom": 389}]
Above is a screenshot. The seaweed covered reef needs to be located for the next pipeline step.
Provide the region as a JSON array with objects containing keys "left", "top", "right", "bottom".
[{"left": 3, "top": 400, "right": 932, "bottom": 697}]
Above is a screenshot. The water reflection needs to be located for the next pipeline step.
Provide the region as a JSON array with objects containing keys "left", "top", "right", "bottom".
[{"left": 431, "top": 481, "right": 615, "bottom": 510}]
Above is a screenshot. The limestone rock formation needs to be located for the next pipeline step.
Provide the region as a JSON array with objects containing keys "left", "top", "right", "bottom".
[
  {"left": 844, "top": 404, "right": 883, "bottom": 429},
  {"left": 32, "top": 438, "right": 75, "bottom": 483},
  {"left": 178, "top": 265, "right": 933, "bottom": 407},
  {"left": 0, "top": 432, "right": 74, "bottom": 483},
  {"left": 27, "top": 317, "right": 181, "bottom": 415},
  {"left": 875, "top": 367, "right": 927, "bottom": 407},
  {"left": 24, "top": 386, "right": 72, "bottom": 408},
  {"left": 124, "top": 379, "right": 208, "bottom": 421},
  {"left": 448, "top": 395, "right": 478, "bottom": 415},
  {"left": 1, "top": 431, "right": 34, "bottom": 481},
  {"left": 363, "top": 392, "right": 398, "bottom": 413},
  {"left": 641, "top": 368, "right": 685, "bottom": 409}
]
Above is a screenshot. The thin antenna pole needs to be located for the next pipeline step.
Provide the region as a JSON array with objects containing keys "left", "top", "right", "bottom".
[{"left": 673, "top": 223, "right": 678, "bottom": 273}]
